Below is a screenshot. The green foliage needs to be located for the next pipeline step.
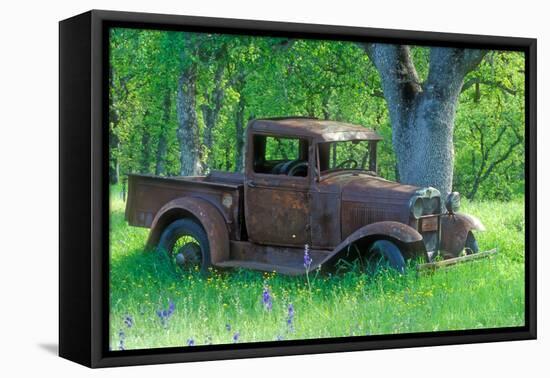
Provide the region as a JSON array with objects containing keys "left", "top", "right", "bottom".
[
  {"left": 454, "top": 51, "right": 525, "bottom": 200},
  {"left": 109, "top": 29, "right": 525, "bottom": 200},
  {"left": 109, "top": 188, "right": 524, "bottom": 349},
  {"left": 108, "top": 34, "right": 527, "bottom": 349}
]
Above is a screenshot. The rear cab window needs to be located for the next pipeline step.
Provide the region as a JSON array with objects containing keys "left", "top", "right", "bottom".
[{"left": 252, "top": 135, "right": 309, "bottom": 177}]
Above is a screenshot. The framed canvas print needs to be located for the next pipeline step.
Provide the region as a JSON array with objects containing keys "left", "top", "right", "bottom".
[{"left": 59, "top": 9, "right": 536, "bottom": 368}]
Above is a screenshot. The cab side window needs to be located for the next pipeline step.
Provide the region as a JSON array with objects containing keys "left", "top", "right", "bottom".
[{"left": 253, "top": 135, "right": 309, "bottom": 177}]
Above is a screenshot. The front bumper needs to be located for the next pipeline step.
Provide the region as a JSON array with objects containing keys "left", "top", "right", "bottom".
[{"left": 417, "top": 248, "right": 497, "bottom": 272}]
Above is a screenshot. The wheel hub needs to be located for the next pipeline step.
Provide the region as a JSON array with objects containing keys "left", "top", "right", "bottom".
[{"left": 175, "top": 242, "right": 201, "bottom": 268}]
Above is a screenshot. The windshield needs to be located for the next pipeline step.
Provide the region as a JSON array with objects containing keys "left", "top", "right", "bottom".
[{"left": 318, "top": 140, "right": 377, "bottom": 174}]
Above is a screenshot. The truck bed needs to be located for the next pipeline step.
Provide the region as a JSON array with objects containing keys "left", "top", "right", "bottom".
[{"left": 125, "top": 172, "right": 244, "bottom": 240}]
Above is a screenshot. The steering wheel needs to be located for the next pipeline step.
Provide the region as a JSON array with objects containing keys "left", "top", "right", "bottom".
[
  {"left": 288, "top": 161, "right": 308, "bottom": 177},
  {"left": 272, "top": 161, "right": 287, "bottom": 174},
  {"left": 336, "top": 159, "right": 358, "bottom": 169}
]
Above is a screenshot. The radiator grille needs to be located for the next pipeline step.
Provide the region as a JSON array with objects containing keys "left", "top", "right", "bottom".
[
  {"left": 351, "top": 207, "right": 385, "bottom": 225},
  {"left": 422, "top": 230, "right": 438, "bottom": 253}
]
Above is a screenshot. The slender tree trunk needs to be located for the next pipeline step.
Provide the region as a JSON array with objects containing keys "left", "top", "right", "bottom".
[
  {"left": 140, "top": 113, "right": 152, "bottom": 174},
  {"left": 176, "top": 59, "right": 201, "bottom": 176},
  {"left": 109, "top": 129, "right": 120, "bottom": 184},
  {"left": 109, "top": 66, "right": 120, "bottom": 184},
  {"left": 155, "top": 90, "right": 171, "bottom": 175},
  {"left": 235, "top": 93, "right": 246, "bottom": 172},
  {"left": 364, "top": 44, "right": 486, "bottom": 195},
  {"left": 202, "top": 61, "right": 226, "bottom": 156}
]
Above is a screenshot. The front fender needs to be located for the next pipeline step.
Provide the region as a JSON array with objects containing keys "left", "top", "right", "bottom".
[
  {"left": 147, "top": 197, "right": 230, "bottom": 264},
  {"left": 440, "top": 213, "right": 485, "bottom": 257},
  {"left": 320, "top": 221, "right": 426, "bottom": 266}
]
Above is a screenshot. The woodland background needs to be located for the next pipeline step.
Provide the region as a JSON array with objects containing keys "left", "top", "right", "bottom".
[{"left": 109, "top": 28, "right": 525, "bottom": 200}]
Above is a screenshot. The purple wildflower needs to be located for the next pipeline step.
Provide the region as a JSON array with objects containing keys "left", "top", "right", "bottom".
[
  {"left": 262, "top": 284, "right": 273, "bottom": 311},
  {"left": 233, "top": 332, "right": 240, "bottom": 343},
  {"left": 124, "top": 315, "right": 133, "bottom": 328},
  {"left": 118, "top": 329, "right": 125, "bottom": 351},
  {"left": 157, "top": 299, "right": 176, "bottom": 326},
  {"left": 304, "top": 244, "right": 312, "bottom": 270},
  {"left": 287, "top": 303, "right": 295, "bottom": 331},
  {"left": 187, "top": 338, "right": 195, "bottom": 346},
  {"left": 225, "top": 324, "right": 231, "bottom": 332},
  {"left": 276, "top": 335, "right": 284, "bottom": 341}
]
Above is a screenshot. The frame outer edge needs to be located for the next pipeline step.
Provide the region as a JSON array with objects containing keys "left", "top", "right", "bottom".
[
  {"left": 75, "top": 9, "right": 537, "bottom": 368},
  {"left": 91, "top": 9, "right": 106, "bottom": 368},
  {"left": 527, "top": 38, "right": 537, "bottom": 339},
  {"left": 59, "top": 11, "right": 93, "bottom": 367}
]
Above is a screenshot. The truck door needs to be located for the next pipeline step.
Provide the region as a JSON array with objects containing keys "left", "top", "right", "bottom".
[{"left": 244, "top": 134, "right": 311, "bottom": 247}]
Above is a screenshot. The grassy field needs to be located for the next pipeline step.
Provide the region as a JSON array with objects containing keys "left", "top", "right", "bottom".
[{"left": 109, "top": 187, "right": 525, "bottom": 350}]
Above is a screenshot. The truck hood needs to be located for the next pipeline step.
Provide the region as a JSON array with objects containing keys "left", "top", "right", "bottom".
[
  {"left": 321, "top": 172, "right": 430, "bottom": 238},
  {"left": 320, "top": 172, "right": 420, "bottom": 203}
]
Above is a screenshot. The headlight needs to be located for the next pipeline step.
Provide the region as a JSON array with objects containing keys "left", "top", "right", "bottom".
[
  {"left": 410, "top": 196, "right": 423, "bottom": 219},
  {"left": 445, "top": 192, "right": 460, "bottom": 213}
]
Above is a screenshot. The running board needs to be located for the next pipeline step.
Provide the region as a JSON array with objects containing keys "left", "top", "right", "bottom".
[
  {"left": 214, "top": 260, "right": 306, "bottom": 276},
  {"left": 417, "top": 249, "right": 498, "bottom": 273}
]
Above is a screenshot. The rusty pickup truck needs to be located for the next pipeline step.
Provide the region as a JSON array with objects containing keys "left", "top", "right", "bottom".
[{"left": 126, "top": 117, "right": 488, "bottom": 275}]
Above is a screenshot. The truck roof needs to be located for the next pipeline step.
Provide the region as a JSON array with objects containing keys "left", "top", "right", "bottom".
[{"left": 249, "top": 117, "right": 383, "bottom": 142}]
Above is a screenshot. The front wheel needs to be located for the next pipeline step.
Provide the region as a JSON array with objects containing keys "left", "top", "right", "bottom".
[
  {"left": 157, "top": 218, "right": 211, "bottom": 274},
  {"left": 366, "top": 240, "right": 406, "bottom": 274}
]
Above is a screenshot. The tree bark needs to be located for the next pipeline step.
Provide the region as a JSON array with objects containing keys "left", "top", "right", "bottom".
[
  {"left": 176, "top": 37, "right": 202, "bottom": 176},
  {"left": 155, "top": 90, "right": 171, "bottom": 175},
  {"left": 235, "top": 92, "right": 246, "bottom": 172},
  {"left": 201, "top": 60, "right": 226, "bottom": 169},
  {"left": 109, "top": 66, "right": 120, "bottom": 184},
  {"left": 139, "top": 118, "right": 152, "bottom": 173},
  {"left": 363, "top": 44, "right": 486, "bottom": 195}
]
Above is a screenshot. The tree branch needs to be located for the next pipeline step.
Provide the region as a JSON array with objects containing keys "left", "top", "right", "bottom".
[
  {"left": 480, "top": 138, "right": 522, "bottom": 183},
  {"left": 461, "top": 77, "right": 517, "bottom": 95},
  {"left": 271, "top": 38, "right": 296, "bottom": 51},
  {"left": 426, "top": 48, "right": 487, "bottom": 95},
  {"left": 361, "top": 43, "right": 422, "bottom": 105},
  {"left": 461, "top": 49, "right": 488, "bottom": 73}
]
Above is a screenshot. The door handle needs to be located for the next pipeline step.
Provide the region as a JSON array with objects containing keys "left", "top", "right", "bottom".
[{"left": 247, "top": 180, "right": 257, "bottom": 188}]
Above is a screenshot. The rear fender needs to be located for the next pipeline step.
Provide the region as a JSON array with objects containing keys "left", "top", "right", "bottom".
[
  {"left": 320, "top": 221, "right": 427, "bottom": 266},
  {"left": 440, "top": 213, "right": 485, "bottom": 257},
  {"left": 147, "top": 197, "right": 230, "bottom": 264}
]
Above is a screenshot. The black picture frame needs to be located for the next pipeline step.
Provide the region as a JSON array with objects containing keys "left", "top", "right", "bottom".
[{"left": 59, "top": 9, "right": 537, "bottom": 368}]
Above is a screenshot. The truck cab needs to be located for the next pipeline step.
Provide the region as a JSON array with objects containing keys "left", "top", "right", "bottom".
[{"left": 244, "top": 117, "right": 382, "bottom": 250}]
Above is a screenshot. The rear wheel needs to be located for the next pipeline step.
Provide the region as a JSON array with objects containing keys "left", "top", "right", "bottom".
[
  {"left": 366, "top": 240, "right": 406, "bottom": 274},
  {"left": 158, "top": 219, "right": 211, "bottom": 274}
]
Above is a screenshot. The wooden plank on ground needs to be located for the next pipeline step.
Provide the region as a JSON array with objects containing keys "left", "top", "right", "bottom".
[{"left": 417, "top": 249, "right": 498, "bottom": 273}]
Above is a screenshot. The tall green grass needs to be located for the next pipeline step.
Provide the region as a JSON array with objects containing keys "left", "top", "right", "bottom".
[{"left": 109, "top": 187, "right": 525, "bottom": 350}]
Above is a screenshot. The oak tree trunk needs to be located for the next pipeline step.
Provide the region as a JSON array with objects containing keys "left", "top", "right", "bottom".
[{"left": 364, "top": 45, "right": 486, "bottom": 195}]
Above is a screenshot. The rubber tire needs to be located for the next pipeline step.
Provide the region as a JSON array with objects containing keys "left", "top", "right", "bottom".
[
  {"left": 158, "top": 218, "right": 211, "bottom": 274},
  {"left": 367, "top": 240, "right": 406, "bottom": 274},
  {"left": 464, "top": 231, "right": 479, "bottom": 255}
]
